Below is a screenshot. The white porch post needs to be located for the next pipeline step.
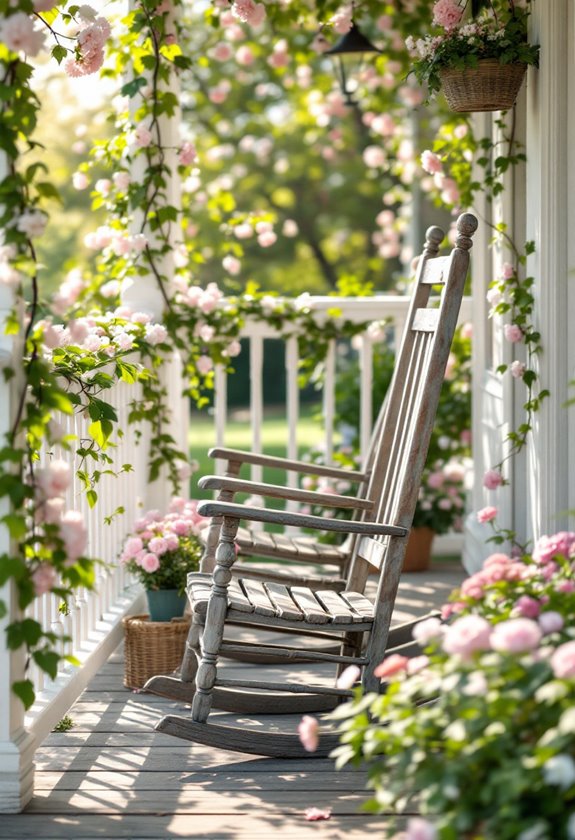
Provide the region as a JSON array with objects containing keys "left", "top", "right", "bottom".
[
  {"left": 524, "top": 0, "right": 573, "bottom": 537},
  {"left": 122, "top": 3, "right": 188, "bottom": 511},
  {"left": 0, "top": 283, "right": 36, "bottom": 813}
]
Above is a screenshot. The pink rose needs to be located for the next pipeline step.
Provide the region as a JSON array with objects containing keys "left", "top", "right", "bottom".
[
  {"left": 490, "top": 618, "right": 542, "bottom": 653},
  {"left": 538, "top": 612, "right": 564, "bottom": 635},
  {"left": 432, "top": 0, "right": 464, "bottom": 30},
  {"left": 421, "top": 150, "right": 443, "bottom": 175},
  {"left": 60, "top": 510, "right": 87, "bottom": 563},
  {"left": 483, "top": 469, "right": 503, "bottom": 490},
  {"left": 412, "top": 617, "right": 444, "bottom": 646},
  {"left": 141, "top": 553, "right": 160, "bottom": 573},
  {"left": 373, "top": 654, "right": 409, "bottom": 679},
  {"left": 515, "top": 596, "right": 541, "bottom": 619},
  {"left": 298, "top": 715, "right": 319, "bottom": 752},
  {"left": 123, "top": 536, "right": 144, "bottom": 558},
  {"left": 504, "top": 324, "right": 523, "bottom": 344},
  {"left": 477, "top": 506, "right": 498, "bottom": 524},
  {"left": 501, "top": 262, "right": 515, "bottom": 280},
  {"left": 36, "top": 460, "right": 72, "bottom": 499},
  {"left": 551, "top": 641, "right": 575, "bottom": 679},
  {"left": 510, "top": 360, "right": 526, "bottom": 379},
  {"left": 405, "top": 816, "right": 437, "bottom": 840},
  {"left": 533, "top": 532, "right": 575, "bottom": 564},
  {"left": 442, "top": 615, "right": 492, "bottom": 658}
]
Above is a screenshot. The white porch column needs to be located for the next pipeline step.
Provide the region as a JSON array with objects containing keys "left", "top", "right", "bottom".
[
  {"left": 524, "top": 0, "right": 573, "bottom": 537},
  {"left": 122, "top": 3, "right": 188, "bottom": 511},
  {"left": 0, "top": 283, "right": 36, "bottom": 813}
]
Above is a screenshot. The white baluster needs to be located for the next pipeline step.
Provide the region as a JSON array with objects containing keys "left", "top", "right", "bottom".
[
  {"left": 285, "top": 337, "right": 300, "bottom": 514},
  {"left": 323, "top": 340, "right": 336, "bottom": 467},
  {"left": 359, "top": 333, "right": 373, "bottom": 466},
  {"left": 214, "top": 364, "right": 227, "bottom": 476},
  {"left": 250, "top": 336, "right": 264, "bottom": 483}
]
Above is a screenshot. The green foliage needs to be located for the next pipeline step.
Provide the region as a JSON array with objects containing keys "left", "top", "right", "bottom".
[{"left": 52, "top": 714, "right": 75, "bottom": 732}]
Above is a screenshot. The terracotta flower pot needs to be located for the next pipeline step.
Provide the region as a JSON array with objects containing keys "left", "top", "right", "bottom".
[{"left": 402, "top": 527, "right": 436, "bottom": 572}]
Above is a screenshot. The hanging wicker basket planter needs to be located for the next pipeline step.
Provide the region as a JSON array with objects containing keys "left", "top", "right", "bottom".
[{"left": 439, "top": 59, "right": 527, "bottom": 112}]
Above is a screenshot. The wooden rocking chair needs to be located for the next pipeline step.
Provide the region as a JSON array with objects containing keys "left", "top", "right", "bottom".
[
  {"left": 144, "top": 221, "right": 449, "bottom": 704},
  {"left": 150, "top": 214, "right": 477, "bottom": 756}
]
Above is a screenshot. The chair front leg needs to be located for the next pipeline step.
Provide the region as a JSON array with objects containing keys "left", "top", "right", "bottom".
[{"left": 191, "top": 515, "right": 239, "bottom": 723}]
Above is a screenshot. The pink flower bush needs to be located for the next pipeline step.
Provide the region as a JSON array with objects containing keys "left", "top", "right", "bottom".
[{"left": 120, "top": 499, "right": 206, "bottom": 592}]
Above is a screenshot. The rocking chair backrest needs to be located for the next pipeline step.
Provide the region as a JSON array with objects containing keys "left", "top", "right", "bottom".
[{"left": 348, "top": 214, "right": 477, "bottom": 679}]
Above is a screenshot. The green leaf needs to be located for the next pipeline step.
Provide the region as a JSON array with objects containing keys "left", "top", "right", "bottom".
[
  {"left": 121, "top": 76, "right": 148, "bottom": 97},
  {"left": 33, "top": 650, "right": 60, "bottom": 680},
  {"left": 12, "top": 679, "right": 35, "bottom": 710},
  {"left": 1, "top": 514, "right": 27, "bottom": 540},
  {"left": 88, "top": 419, "right": 114, "bottom": 447},
  {"left": 6, "top": 618, "right": 43, "bottom": 649},
  {"left": 86, "top": 489, "right": 98, "bottom": 508}
]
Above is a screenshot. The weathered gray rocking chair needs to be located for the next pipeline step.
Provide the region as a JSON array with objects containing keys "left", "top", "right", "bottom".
[{"left": 151, "top": 214, "right": 477, "bottom": 757}]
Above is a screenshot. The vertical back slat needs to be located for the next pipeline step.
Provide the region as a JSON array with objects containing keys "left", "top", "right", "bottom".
[{"left": 249, "top": 336, "right": 264, "bottom": 484}]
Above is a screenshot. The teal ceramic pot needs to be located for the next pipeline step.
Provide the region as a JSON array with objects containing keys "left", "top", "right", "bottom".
[{"left": 145, "top": 589, "right": 187, "bottom": 622}]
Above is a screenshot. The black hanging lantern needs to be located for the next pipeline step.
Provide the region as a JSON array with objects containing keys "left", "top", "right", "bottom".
[{"left": 324, "top": 22, "right": 381, "bottom": 106}]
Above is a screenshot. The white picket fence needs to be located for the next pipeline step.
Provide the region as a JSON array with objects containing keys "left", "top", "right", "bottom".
[{"left": 0, "top": 293, "right": 470, "bottom": 811}]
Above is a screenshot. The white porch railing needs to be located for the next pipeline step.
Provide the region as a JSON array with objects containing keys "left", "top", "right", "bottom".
[{"left": 0, "top": 292, "right": 471, "bottom": 812}]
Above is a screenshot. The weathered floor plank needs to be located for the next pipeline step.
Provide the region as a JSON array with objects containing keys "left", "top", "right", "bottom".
[{"left": 6, "top": 563, "right": 463, "bottom": 839}]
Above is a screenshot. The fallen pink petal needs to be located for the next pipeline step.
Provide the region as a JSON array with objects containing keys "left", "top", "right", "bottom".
[{"left": 304, "top": 807, "right": 332, "bottom": 821}]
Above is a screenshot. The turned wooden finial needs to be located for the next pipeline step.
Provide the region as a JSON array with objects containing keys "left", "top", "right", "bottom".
[
  {"left": 423, "top": 225, "right": 445, "bottom": 258},
  {"left": 455, "top": 213, "right": 478, "bottom": 250}
]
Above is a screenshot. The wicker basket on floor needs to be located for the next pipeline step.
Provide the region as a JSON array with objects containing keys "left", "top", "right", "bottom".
[
  {"left": 123, "top": 614, "right": 191, "bottom": 690},
  {"left": 440, "top": 59, "right": 527, "bottom": 112}
]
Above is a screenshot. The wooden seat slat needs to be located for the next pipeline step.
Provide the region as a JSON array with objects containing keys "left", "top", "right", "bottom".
[
  {"left": 339, "top": 591, "right": 374, "bottom": 619},
  {"left": 239, "top": 579, "right": 277, "bottom": 617},
  {"left": 314, "top": 590, "right": 365, "bottom": 624},
  {"left": 289, "top": 587, "right": 330, "bottom": 624},
  {"left": 263, "top": 582, "right": 304, "bottom": 621}
]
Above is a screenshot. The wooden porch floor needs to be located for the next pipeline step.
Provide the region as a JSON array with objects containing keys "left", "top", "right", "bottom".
[{"left": 3, "top": 562, "right": 464, "bottom": 839}]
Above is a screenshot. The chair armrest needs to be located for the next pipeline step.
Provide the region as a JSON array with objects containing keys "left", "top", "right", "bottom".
[
  {"left": 198, "top": 475, "right": 373, "bottom": 511},
  {"left": 208, "top": 447, "right": 367, "bottom": 482},
  {"left": 197, "top": 500, "right": 408, "bottom": 538}
]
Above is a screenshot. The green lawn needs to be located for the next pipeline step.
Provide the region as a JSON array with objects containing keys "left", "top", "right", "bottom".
[{"left": 189, "top": 403, "right": 329, "bottom": 503}]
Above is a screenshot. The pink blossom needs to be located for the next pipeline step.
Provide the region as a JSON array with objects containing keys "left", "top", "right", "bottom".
[
  {"left": 510, "top": 360, "right": 526, "bottom": 379},
  {"left": 141, "top": 552, "right": 160, "bottom": 573},
  {"left": 407, "top": 655, "right": 430, "bottom": 675},
  {"left": 222, "top": 255, "right": 241, "bottom": 276},
  {"left": 336, "top": 665, "right": 360, "bottom": 689},
  {"left": 224, "top": 340, "right": 242, "bottom": 358},
  {"left": 515, "top": 595, "right": 541, "bottom": 618},
  {"left": 421, "top": 150, "right": 443, "bottom": 175},
  {"left": 504, "top": 324, "right": 523, "bottom": 344},
  {"left": 31, "top": 563, "right": 57, "bottom": 596},
  {"left": 558, "top": 580, "right": 575, "bottom": 594},
  {"left": 73, "top": 171, "right": 89, "bottom": 190},
  {"left": 298, "top": 715, "right": 319, "bottom": 752},
  {"left": 231, "top": 0, "right": 266, "bottom": 26},
  {"left": 145, "top": 323, "right": 168, "bottom": 345},
  {"left": 405, "top": 817, "right": 437, "bottom": 840},
  {"left": 123, "top": 536, "right": 144, "bottom": 558},
  {"left": 373, "top": 654, "right": 409, "bottom": 679},
  {"left": 551, "top": 641, "right": 575, "bottom": 679},
  {"left": 113, "top": 171, "right": 131, "bottom": 192},
  {"left": 257, "top": 231, "right": 277, "bottom": 248},
  {"left": 195, "top": 355, "right": 213, "bottom": 376},
  {"left": 483, "top": 552, "right": 512, "bottom": 567},
  {"left": 490, "top": 618, "right": 542, "bottom": 653},
  {"left": 149, "top": 537, "right": 168, "bottom": 556},
  {"left": 36, "top": 460, "right": 71, "bottom": 499},
  {"left": 501, "top": 262, "right": 515, "bottom": 280},
  {"left": 483, "top": 469, "right": 503, "bottom": 490},
  {"left": 412, "top": 616, "right": 444, "bottom": 646},
  {"left": 477, "top": 506, "right": 498, "bottom": 523},
  {"left": 533, "top": 532, "right": 575, "bottom": 564},
  {"left": 34, "top": 0, "right": 57, "bottom": 9},
  {"left": 211, "top": 41, "right": 233, "bottom": 61},
  {"left": 363, "top": 146, "right": 386, "bottom": 168},
  {"left": 236, "top": 45, "right": 255, "bottom": 65},
  {"left": 538, "top": 611, "right": 564, "bottom": 635},
  {"left": 304, "top": 807, "right": 331, "bottom": 821},
  {"left": 36, "top": 497, "right": 65, "bottom": 525},
  {"left": 442, "top": 615, "right": 492, "bottom": 658},
  {"left": 0, "top": 12, "right": 45, "bottom": 56},
  {"left": 60, "top": 510, "right": 88, "bottom": 562},
  {"left": 432, "top": 0, "right": 464, "bottom": 30},
  {"left": 178, "top": 141, "right": 197, "bottom": 166},
  {"left": 134, "top": 124, "right": 153, "bottom": 148},
  {"left": 234, "top": 223, "right": 253, "bottom": 239},
  {"left": 17, "top": 210, "right": 47, "bottom": 238}
]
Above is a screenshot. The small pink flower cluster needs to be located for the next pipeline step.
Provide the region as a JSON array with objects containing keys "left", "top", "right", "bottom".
[
  {"left": 84, "top": 224, "right": 148, "bottom": 256},
  {"left": 32, "top": 459, "right": 88, "bottom": 594},
  {"left": 120, "top": 497, "right": 205, "bottom": 589},
  {"left": 432, "top": 0, "right": 465, "bottom": 31},
  {"left": 231, "top": 0, "right": 266, "bottom": 27},
  {"left": 65, "top": 10, "right": 111, "bottom": 78},
  {"left": 0, "top": 11, "right": 45, "bottom": 57},
  {"left": 38, "top": 308, "right": 168, "bottom": 357}
]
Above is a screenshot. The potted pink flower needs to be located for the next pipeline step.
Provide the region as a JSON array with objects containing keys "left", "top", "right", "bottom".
[{"left": 120, "top": 498, "right": 206, "bottom": 621}]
